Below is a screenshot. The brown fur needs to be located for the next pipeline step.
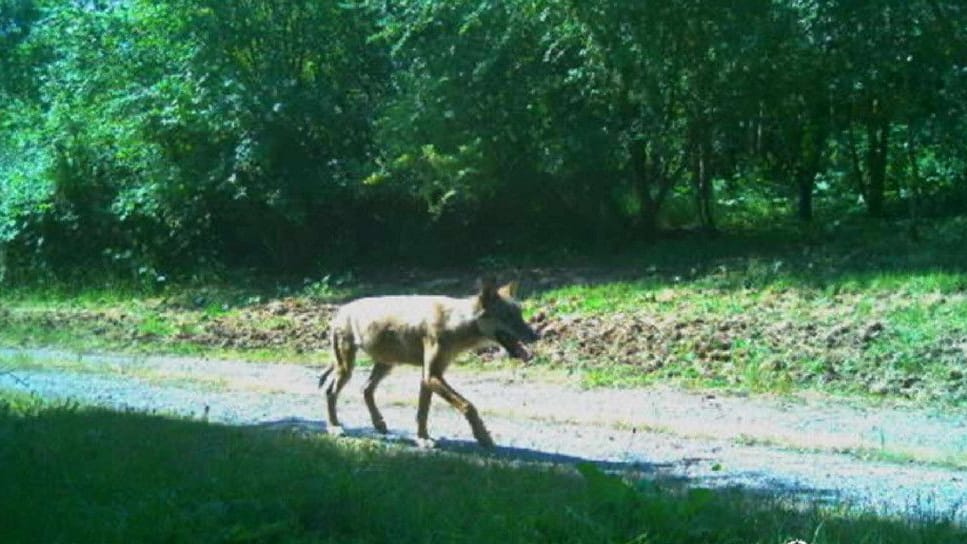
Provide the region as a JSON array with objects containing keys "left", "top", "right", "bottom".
[{"left": 320, "top": 279, "right": 538, "bottom": 448}]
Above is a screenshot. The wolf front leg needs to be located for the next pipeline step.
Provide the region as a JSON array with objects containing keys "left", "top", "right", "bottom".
[
  {"left": 362, "top": 362, "right": 392, "bottom": 434},
  {"left": 415, "top": 381, "right": 436, "bottom": 449},
  {"left": 419, "top": 340, "right": 495, "bottom": 448}
]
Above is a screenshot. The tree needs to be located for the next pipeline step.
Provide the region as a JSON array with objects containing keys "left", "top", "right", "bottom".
[
  {"left": 5, "top": 0, "right": 389, "bottom": 274},
  {"left": 822, "top": 0, "right": 965, "bottom": 218},
  {"left": 1, "top": 0, "right": 52, "bottom": 281}
]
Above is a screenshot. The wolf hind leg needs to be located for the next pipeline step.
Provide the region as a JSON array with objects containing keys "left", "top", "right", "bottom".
[{"left": 324, "top": 333, "right": 356, "bottom": 436}]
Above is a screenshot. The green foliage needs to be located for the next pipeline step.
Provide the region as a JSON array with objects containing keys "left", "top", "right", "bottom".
[
  {"left": 0, "top": 0, "right": 43, "bottom": 101},
  {"left": 1, "top": 0, "right": 966, "bottom": 277},
  {"left": 0, "top": 0, "right": 51, "bottom": 263},
  {"left": 0, "top": 121, "right": 53, "bottom": 245},
  {"left": 2, "top": 0, "right": 390, "bottom": 276}
]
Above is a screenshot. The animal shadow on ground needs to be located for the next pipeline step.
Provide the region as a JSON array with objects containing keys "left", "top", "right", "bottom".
[{"left": 253, "top": 417, "right": 848, "bottom": 509}]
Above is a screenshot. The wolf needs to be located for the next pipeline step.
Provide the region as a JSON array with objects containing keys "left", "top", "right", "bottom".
[{"left": 319, "top": 278, "right": 539, "bottom": 448}]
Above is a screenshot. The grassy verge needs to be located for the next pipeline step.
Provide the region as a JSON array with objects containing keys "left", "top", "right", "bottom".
[
  {"left": 0, "top": 286, "right": 334, "bottom": 364},
  {"left": 536, "top": 269, "right": 967, "bottom": 404},
  {"left": 1, "top": 390, "right": 963, "bottom": 544},
  {"left": 528, "top": 217, "right": 967, "bottom": 405},
  {"left": 1, "top": 217, "right": 965, "bottom": 405}
]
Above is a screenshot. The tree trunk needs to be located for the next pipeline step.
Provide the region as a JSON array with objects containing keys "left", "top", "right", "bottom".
[
  {"left": 904, "top": 128, "right": 923, "bottom": 241},
  {"left": 797, "top": 173, "right": 814, "bottom": 223},
  {"left": 864, "top": 98, "right": 891, "bottom": 218},
  {"left": 865, "top": 115, "right": 890, "bottom": 218},
  {"left": 630, "top": 141, "right": 658, "bottom": 239},
  {"left": 845, "top": 98, "right": 891, "bottom": 218},
  {"left": 631, "top": 139, "right": 678, "bottom": 240},
  {"left": 691, "top": 138, "right": 715, "bottom": 231},
  {"left": 795, "top": 120, "right": 828, "bottom": 223},
  {"left": 845, "top": 124, "right": 868, "bottom": 204},
  {"left": 638, "top": 198, "right": 661, "bottom": 240}
]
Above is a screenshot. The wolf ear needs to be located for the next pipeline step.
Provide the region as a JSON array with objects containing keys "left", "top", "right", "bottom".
[
  {"left": 477, "top": 276, "right": 498, "bottom": 304},
  {"left": 497, "top": 281, "right": 519, "bottom": 299}
]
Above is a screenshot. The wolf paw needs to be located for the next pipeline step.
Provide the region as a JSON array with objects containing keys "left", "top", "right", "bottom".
[
  {"left": 475, "top": 434, "right": 496, "bottom": 449},
  {"left": 415, "top": 437, "right": 437, "bottom": 449},
  {"left": 327, "top": 425, "right": 345, "bottom": 437}
]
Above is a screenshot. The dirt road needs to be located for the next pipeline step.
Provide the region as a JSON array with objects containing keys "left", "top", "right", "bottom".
[{"left": 1, "top": 348, "right": 965, "bottom": 524}]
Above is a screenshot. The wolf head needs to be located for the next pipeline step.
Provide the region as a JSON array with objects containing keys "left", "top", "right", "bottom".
[{"left": 475, "top": 277, "right": 540, "bottom": 360}]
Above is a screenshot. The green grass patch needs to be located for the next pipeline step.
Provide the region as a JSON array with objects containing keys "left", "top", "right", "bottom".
[
  {"left": 1, "top": 391, "right": 963, "bottom": 544},
  {"left": 530, "top": 229, "right": 967, "bottom": 404}
]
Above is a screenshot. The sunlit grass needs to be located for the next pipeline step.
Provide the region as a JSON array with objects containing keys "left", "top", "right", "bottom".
[
  {"left": 531, "top": 260, "right": 967, "bottom": 403},
  {"left": 2, "top": 217, "right": 965, "bottom": 403}
]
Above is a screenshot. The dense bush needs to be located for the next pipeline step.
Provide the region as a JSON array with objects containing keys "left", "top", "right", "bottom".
[{"left": 1, "top": 0, "right": 965, "bottom": 278}]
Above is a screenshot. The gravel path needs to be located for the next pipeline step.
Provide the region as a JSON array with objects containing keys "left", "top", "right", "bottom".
[{"left": 2, "top": 348, "right": 965, "bottom": 524}]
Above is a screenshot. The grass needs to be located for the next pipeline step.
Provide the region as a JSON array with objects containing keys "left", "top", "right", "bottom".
[
  {"left": 1, "top": 216, "right": 965, "bottom": 405},
  {"left": 523, "top": 217, "right": 967, "bottom": 404},
  {"left": 537, "top": 275, "right": 966, "bottom": 397},
  {"left": 1, "top": 390, "right": 964, "bottom": 544},
  {"left": 0, "top": 302, "right": 328, "bottom": 365}
]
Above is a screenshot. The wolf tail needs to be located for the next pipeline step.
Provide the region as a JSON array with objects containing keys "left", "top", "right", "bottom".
[
  {"left": 318, "top": 365, "right": 334, "bottom": 389},
  {"left": 319, "top": 322, "right": 339, "bottom": 388}
]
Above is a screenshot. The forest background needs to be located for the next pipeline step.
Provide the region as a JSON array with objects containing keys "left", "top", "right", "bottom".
[{"left": 1, "top": 0, "right": 965, "bottom": 281}]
